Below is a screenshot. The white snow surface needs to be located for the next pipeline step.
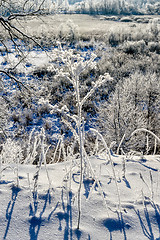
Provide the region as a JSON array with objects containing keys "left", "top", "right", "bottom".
[{"left": 1, "top": 154, "right": 160, "bottom": 240}]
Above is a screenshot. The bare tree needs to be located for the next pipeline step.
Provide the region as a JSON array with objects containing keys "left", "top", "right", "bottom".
[
  {"left": 0, "top": 0, "right": 49, "bottom": 82},
  {"left": 98, "top": 71, "right": 160, "bottom": 154},
  {"left": 0, "top": 0, "right": 50, "bottom": 140}
]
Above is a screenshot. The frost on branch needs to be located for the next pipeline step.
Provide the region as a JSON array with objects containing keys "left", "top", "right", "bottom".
[{"left": 81, "top": 73, "right": 113, "bottom": 107}]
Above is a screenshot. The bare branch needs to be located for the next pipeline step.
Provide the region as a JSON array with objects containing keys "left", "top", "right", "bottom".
[{"left": 0, "top": 70, "right": 30, "bottom": 91}]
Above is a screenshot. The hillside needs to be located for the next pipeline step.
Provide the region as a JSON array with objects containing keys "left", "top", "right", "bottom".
[{"left": 1, "top": 154, "right": 160, "bottom": 239}]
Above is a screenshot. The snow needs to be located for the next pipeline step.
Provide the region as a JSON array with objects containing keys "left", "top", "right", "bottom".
[{"left": 1, "top": 154, "right": 160, "bottom": 239}]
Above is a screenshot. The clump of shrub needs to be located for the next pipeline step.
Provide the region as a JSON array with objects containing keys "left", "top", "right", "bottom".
[
  {"left": 120, "top": 17, "right": 133, "bottom": 22},
  {"left": 122, "top": 40, "right": 146, "bottom": 55},
  {"left": 148, "top": 42, "right": 160, "bottom": 54},
  {"left": 101, "top": 16, "right": 119, "bottom": 21}
]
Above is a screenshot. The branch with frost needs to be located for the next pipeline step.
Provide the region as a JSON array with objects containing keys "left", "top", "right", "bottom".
[
  {"left": 0, "top": 13, "right": 54, "bottom": 62},
  {"left": 53, "top": 48, "right": 97, "bottom": 79},
  {"left": 130, "top": 128, "right": 160, "bottom": 154},
  {"left": 50, "top": 136, "right": 62, "bottom": 164},
  {"left": 39, "top": 98, "right": 79, "bottom": 131},
  {"left": 32, "top": 128, "right": 51, "bottom": 194},
  {"left": 131, "top": 128, "right": 160, "bottom": 144},
  {"left": 71, "top": 53, "right": 97, "bottom": 77},
  {"left": 117, "top": 133, "right": 126, "bottom": 155},
  {"left": 24, "top": 129, "right": 40, "bottom": 164},
  {"left": 61, "top": 117, "right": 79, "bottom": 144},
  {"left": 81, "top": 73, "right": 113, "bottom": 107},
  {"left": 7, "top": 3, "right": 45, "bottom": 20},
  {"left": 0, "top": 70, "right": 30, "bottom": 91},
  {"left": 1, "top": 0, "right": 47, "bottom": 21}
]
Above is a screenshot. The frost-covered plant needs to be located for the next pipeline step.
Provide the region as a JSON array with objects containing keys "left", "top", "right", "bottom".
[
  {"left": 24, "top": 128, "right": 39, "bottom": 165},
  {"left": 58, "top": 19, "right": 79, "bottom": 42},
  {"left": 148, "top": 18, "right": 160, "bottom": 41},
  {"left": 98, "top": 71, "right": 160, "bottom": 154},
  {"left": 32, "top": 128, "right": 51, "bottom": 190},
  {"left": 29, "top": 128, "right": 51, "bottom": 216},
  {"left": 131, "top": 128, "right": 160, "bottom": 155},
  {"left": 0, "top": 96, "right": 8, "bottom": 139},
  {"left": 0, "top": 138, "right": 23, "bottom": 186},
  {"left": 48, "top": 46, "right": 113, "bottom": 229},
  {"left": 1, "top": 138, "right": 23, "bottom": 164},
  {"left": 122, "top": 40, "right": 146, "bottom": 55},
  {"left": 148, "top": 42, "right": 160, "bottom": 54}
]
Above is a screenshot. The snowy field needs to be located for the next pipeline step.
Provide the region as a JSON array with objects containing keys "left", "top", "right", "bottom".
[
  {"left": 1, "top": 154, "right": 160, "bottom": 240},
  {"left": 1, "top": 11, "right": 160, "bottom": 240}
]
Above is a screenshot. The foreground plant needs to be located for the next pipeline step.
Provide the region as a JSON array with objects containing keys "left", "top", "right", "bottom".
[{"left": 48, "top": 47, "right": 113, "bottom": 229}]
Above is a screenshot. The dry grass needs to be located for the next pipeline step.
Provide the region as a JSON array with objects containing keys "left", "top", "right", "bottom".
[{"left": 1, "top": 14, "right": 158, "bottom": 42}]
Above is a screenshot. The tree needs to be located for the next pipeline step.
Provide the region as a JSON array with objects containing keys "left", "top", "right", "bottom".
[
  {"left": 98, "top": 71, "right": 160, "bottom": 154},
  {"left": 0, "top": 0, "right": 51, "bottom": 141}
]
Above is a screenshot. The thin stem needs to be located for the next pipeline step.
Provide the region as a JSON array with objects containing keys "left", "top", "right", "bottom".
[{"left": 76, "top": 74, "right": 83, "bottom": 230}]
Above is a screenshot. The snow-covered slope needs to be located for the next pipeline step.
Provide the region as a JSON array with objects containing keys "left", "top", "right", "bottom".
[{"left": 1, "top": 154, "right": 160, "bottom": 239}]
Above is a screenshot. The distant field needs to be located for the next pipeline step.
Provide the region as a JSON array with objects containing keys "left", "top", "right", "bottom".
[{"left": 1, "top": 14, "right": 159, "bottom": 42}]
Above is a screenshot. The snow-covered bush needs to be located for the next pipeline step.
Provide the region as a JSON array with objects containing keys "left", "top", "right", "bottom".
[
  {"left": 148, "top": 18, "right": 160, "bottom": 41},
  {"left": 120, "top": 17, "right": 133, "bottom": 22},
  {"left": 98, "top": 71, "right": 160, "bottom": 154},
  {"left": 122, "top": 40, "right": 147, "bottom": 55},
  {"left": 148, "top": 41, "right": 160, "bottom": 54},
  {"left": 0, "top": 96, "right": 9, "bottom": 142},
  {"left": 1, "top": 138, "right": 23, "bottom": 164},
  {"left": 57, "top": 19, "right": 79, "bottom": 42}
]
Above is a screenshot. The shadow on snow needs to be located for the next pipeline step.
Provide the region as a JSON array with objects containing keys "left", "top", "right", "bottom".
[
  {"left": 29, "top": 189, "right": 51, "bottom": 240},
  {"left": 103, "top": 212, "right": 131, "bottom": 240},
  {"left": 135, "top": 200, "right": 160, "bottom": 240},
  {"left": 3, "top": 185, "right": 21, "bottom": 239}
]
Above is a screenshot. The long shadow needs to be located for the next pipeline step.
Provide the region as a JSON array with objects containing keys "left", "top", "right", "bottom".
[
  {"left": 55, "top": 188, "right": 73, "bottom": 240},
  {"left": 48, "top": 201, "right": 60, "bottom": 221},
  {"left": 122, "top": 177, "right": 131, "bottom": 189},
  {"left": 52, "top": 183, "right": 92, "bottom": 240},
  {"left": 0, "top": 180, "right": 13, "bottom": 185},
  {"left": 29, "top": 189, "right": 51, "bottom": 240},
  {"left": 46, "top": 188, "right": 73, "bottom": 239},
  {"left": 127, "top": 159, "right": 158, "bottom": 172},
  {"left": 134, "top": 201, "right": 154, "bottom": 240},
  {"left": 151, "top": 202, "right": 160, "bottom": 237},
  {"left": 3, "top": 185, "right": 21, "bottom": 239},
  {"left": 65, "top": 190, "right": 73, "bottom": 240}
]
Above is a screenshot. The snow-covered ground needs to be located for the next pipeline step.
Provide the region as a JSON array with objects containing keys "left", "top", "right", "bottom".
[{"left": 1, "top": 154, "right": 160, "bottom": 240}]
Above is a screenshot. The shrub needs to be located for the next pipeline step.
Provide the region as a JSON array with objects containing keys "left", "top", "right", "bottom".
[
  {"left": 98, "top": 71, "right": 160, "bottom": 154},
  {"left": 148, "top": 42, "right": 160, "bottom": 54},
  {"left": 120, "top": 17, "right": 133, "bottom": 22},
  {"left": 122, "top": 40, "right": 147, "bottom": 55}
]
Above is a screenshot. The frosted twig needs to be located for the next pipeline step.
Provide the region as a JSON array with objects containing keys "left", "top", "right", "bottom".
[
  {"left": 81, "top": 73, "right": 112, "bottom": 107},
  {"left": 44, "top": 145, "right": 52, "bottom": 189},
  {"left": 27, "top": 173, "right": 35, "bottom": 216},
  {"left": 117, "top": 134, "right": 125, "bottom": 155},
  {"left": 139, "top": 172, "right": 152, "bottom": 198},
  {"left": 153, "top": 138, "right": 157, "bottom": 155},
  {"left": 50, "top": 137, "right": 62, "bottom": 164},
  {"left": 146, "top": 134, "right": 149, "bottom": 155},
  {"left": 61, "top": 118, "right": 79, "bottom": 144},
  {"left": 131, "top": 128, "right": 160, "bottom": 144}
]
